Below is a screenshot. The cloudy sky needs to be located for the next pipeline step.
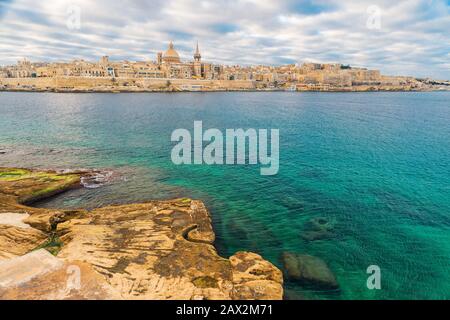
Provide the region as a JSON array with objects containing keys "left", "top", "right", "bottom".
[{"left": 0, "top": 0, "right": 449, "bottom": 79}]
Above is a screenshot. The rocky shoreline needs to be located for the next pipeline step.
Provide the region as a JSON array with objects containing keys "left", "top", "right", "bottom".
[
  {"left": 0, "top": 167, "right": 283, "bottom": 300},
  {"left": 1, "top": 86, "right": 448, "bottom": 93},
  {"left": 1, "top": 76, "right": 449, "bottom": 93}
]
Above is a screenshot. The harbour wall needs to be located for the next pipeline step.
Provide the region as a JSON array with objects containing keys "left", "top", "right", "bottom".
[{"left": 0, "top": 77, "right": 256, "bottom": 91}]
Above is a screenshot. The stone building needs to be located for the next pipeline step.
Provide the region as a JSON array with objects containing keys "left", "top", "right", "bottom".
[
  {"left": 6, "top": 59, "right": 36, "bottom": 78},
  {"left": 1, "top": 40, "right": 428, "bottom": 92},
  {"left": 157, "top": 41, "right": 219, "bottom": 80},
  {"left": 0, "top": 68, "right": 8, "bottom": 78}
]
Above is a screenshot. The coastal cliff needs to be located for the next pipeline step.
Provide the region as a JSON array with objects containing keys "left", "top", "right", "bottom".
[{"left": 0, "top": 167, "right": 283, "bottom": 300}]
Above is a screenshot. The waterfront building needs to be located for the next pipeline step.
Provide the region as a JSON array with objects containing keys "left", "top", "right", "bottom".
[
  {"left": 0, "top": 40, "right": 435, "bottom": 91},
  {"left": 157, "top": 41, "right": 218, "bottom": 80}
]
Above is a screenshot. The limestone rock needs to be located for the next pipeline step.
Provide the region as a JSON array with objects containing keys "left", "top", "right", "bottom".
[
  {"left": 0, "top": 249, "right": 64, "bottom": 287},
  {"left": 0, "top": 225, "right": 47, "bottom": 261},
  {"left": 230, "top": 252, "right": 283, "bottom": 300},
  {"left": 0, "top": 212, "right": 32, "bottom": 229},
  {"left": 281, "top": 252, "right": 339, "bottom": 290},
  {"left": 0, "top": 168, "right": 80, "bottom": 204},
  {"left": 56, "top": 200, "right": 283, "bottom": 300},
  {"left": 0, "top": 167, "right": 284, "bottom": 300},
  {"left": 0, "top": 249, "right": 120, "bottom": 299}
]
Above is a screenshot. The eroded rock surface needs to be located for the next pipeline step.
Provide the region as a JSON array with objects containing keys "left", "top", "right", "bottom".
[
  {"left": 0, "top": 167, "right": 283, "bottom": 300},
  {"left": 0, "top": 249, "right": 120, "bottom": 299},
  {"left": 0, "top": 224, "right": 47, "bottom": 261}
]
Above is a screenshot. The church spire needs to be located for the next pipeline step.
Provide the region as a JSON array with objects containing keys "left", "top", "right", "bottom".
[{"left": 194, "top": 41, "right": 201, "bottom": 62}]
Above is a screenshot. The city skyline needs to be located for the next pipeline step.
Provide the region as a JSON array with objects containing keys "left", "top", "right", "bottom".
[{"left": 0, "top": 0, "right": 449, "bottom": 79}]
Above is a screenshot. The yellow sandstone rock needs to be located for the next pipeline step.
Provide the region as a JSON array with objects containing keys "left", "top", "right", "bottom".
[{"left": 0, "top": 167, "right": 283, "bottom": 300}]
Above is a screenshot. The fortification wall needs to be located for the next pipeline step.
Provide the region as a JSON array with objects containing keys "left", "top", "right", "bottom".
[
  {"left": 0, "top": 77, "right": 55, "bottom": 88},
  {"left": 0, "top": 77, "right": 256, "bottom": 91}
]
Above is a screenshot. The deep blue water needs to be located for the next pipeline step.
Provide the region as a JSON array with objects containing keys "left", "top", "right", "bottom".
[{"left": 0, "top": 91, "right": 449, "bottom": 299}]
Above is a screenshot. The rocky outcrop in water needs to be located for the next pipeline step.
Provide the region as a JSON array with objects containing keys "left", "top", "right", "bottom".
[{"left": 0, "top": 167, "right": 283, "bottom": 300}]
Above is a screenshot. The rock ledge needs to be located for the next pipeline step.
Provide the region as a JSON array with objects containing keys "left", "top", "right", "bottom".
[{"left": 0, "top": 167, "right": 283, "bottom": 300}]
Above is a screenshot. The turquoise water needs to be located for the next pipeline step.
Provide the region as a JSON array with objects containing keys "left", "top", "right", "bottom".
[{"left": 0, "top": 91, "right": 449, "bottom": 299}]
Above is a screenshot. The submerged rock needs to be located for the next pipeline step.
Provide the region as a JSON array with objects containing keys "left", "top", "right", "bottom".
[
  {"left": 281, "top": 252, "right": 339, "bottom": 290},
  {"left": 301, "top": 216, "right": 336, "bottom": 241},
  {"left": 0, "top": 167, "right": 283, "bottom": 300},
  {"left": 283, "top": 288, "right": 309, "bottom": 300}
]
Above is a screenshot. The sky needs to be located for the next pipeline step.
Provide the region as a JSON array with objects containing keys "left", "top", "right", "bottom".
[{"left": 0, "top": 0, "right": 449, "bottom": 79}]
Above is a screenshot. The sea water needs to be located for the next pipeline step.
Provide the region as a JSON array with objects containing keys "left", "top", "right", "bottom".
[{"left": 0, "top": 91, "right": 449, "bottom": 299}]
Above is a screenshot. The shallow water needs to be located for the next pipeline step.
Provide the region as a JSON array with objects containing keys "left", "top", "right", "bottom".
[{"left": 0, "top": 91, "right": 449, "bottom": 299}]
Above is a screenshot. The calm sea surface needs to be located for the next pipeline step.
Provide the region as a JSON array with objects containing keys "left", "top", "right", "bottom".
[{"left": 0, "top": 91, "right": 449, "bottom": 299}]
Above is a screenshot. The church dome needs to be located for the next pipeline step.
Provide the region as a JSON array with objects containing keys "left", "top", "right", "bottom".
[{"left": 163, "top": 41, "right": 181, "bottom": 63}]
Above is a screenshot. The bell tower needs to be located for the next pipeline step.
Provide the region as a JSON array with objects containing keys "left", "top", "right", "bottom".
[
  {"left": 193, "top": 41, "right": 202, "bottom": 78},
  {"left": 194, "top": 41, "right": 201, "bottom": 62}
]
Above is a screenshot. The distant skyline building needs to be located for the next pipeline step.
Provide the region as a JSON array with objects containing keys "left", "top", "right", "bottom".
[
  {"left": 156, "top": 41, "right": 216, "bottom": 80},
  {"left": 0, "top": 40, "right": 448, "bottom": 92},
  {"left": 161, "top": 41, "right": 181, "bottom": 64}
]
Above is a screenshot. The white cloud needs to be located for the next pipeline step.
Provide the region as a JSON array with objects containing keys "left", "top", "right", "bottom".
[{"left": 0, "top": 0, "right": 448, "bottom": 79}]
